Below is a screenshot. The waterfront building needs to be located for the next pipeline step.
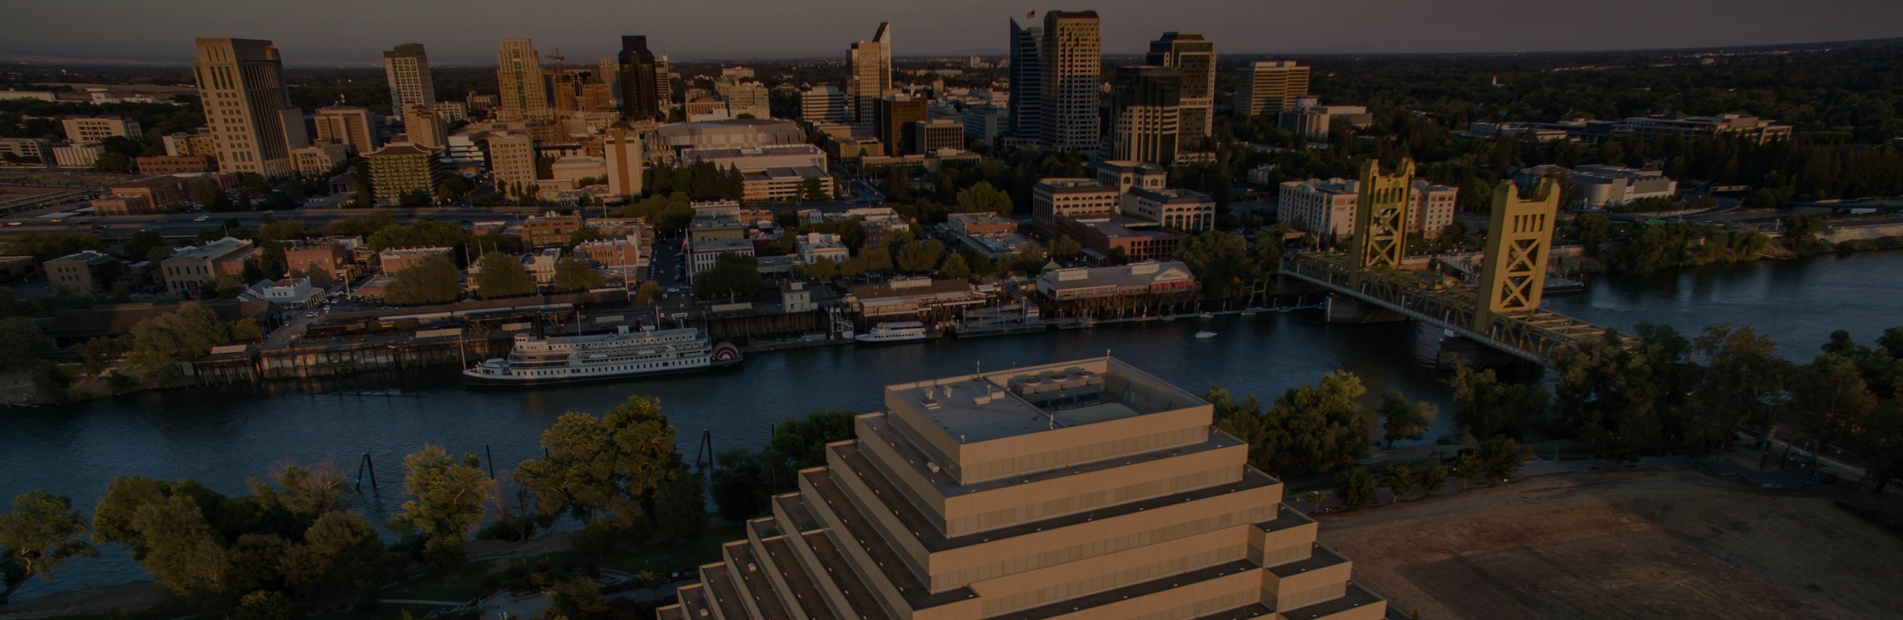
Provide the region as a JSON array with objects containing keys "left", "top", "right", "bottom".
[
  {"left": 1123, "top": 187, "right": 1216, "bottom": 232},
  {"left": 192, "top": 38, "right": 309, "bottom": 176},
  {"left": 1234, "top": 60, "right": 1309, "bottom": 117},
  {"left": 365, "top": 142, "right": 442, "bottom": 206},
  {"left": 1147, "top": 32, "right": 1216, "bottom": 144},
  {"left": 46, "top": 251, "right": 124, "bottom": 296},
  {"left": 314, "top": 106, "right": 383, "bottom": 154},
  {"left": 1036, "top": 260, "right": 1197, "bottom": 301},
  {"left": 1568, "top": 165, "right": 1678, "bottom": 210},
  {"left": 51, "top": 142, "right": 104, "bottom": 168},
  {"left": 657, "top": 356, "right": 1386, "bottom": 620},
  {"left": 1055, "top": 215, "right": 1186, "bottom": 262},
  {"left": 1039, "top": 10, "right": 1102, "bottom": 153},
  {"left": 496, "top": 38, "right": 551, "bottom": 121},
  {"left": 61, "top": 116, "right": 142, "bottom": 143},
  {"left": 1623, "top": 111, "right": 1791, "bottom": 144},
  {"left": 1105, "top": 66, "right": 1183, "bottom": 166},
  {"left": 383, "top": 43, "right": 435, "bottom": 112},
  {"left": 161, "top": 237, "right": 257, "bottom": 296},
  {"left": 846, "top": 277, "right": 992, "bottom": 318},
  {"left": 1032, "top": 178, "right": 1120, "bottom": 233},
  {"left": 848, "top": 22, "right": 894, "bottom": 131},
  {"left": 1008, "top": 17, "right": 1043, "bottom": 140}
]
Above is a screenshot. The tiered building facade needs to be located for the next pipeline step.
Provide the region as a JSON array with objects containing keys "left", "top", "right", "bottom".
[{"left": 660, "top": 358, "right": 1387, "bottom": 620}]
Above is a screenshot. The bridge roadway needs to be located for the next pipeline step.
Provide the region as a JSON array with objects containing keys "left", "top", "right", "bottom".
[{"left": 1282, "top": 252, "right": 1613, "bottom": 366}]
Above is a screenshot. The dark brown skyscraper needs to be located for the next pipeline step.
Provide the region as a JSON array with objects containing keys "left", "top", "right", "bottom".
[{"left": 617, "top": 35, "right": 663, "bottom": 121}]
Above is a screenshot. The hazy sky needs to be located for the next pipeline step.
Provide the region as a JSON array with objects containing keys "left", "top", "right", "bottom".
[{"left": 6, "top": 0, "right": 1903, "bottom": 65}]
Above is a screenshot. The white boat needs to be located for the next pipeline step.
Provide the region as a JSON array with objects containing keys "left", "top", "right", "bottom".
[
  {"left": 1195, "top": 331, "right": 1218, "bottom": 339},
  {"left": 463, "top": 326, "right": 740, "bottom": 386},
  {"left": 1199, "top": 312, "right": 1215, "bottom": 319},
  {"left": 1240, "top": 308, "right": 1259, "bottom": 316},
  {"left": 855, "top": 321, "right": 929, "bottom": 344}
]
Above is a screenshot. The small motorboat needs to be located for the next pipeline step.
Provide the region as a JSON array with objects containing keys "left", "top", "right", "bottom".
[{"left": 1195, "top": 331, "right": 1218, "bottom": 339}]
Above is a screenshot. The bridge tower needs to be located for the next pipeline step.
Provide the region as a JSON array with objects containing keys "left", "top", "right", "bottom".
[
  {"left": 1350, "top": 158, "right": 1416, "bottom": 284},
  {"left": 1473, "top": 178, "right": 1561, "bottom": 331}
]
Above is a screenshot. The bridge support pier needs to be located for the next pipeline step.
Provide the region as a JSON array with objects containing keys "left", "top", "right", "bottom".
[{"left": 1324, "top": 295, "right": 1408, "bottom": 324}]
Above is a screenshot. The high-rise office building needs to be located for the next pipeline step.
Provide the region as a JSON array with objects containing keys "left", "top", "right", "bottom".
[
  {"left": 191, "top": 38, "right": 309, "bottom": 176},
  {"left": 800, "top": 85, "right": 849, "bottom": 123},
  {"left": 655, "top": 55, "right": 673, "bottom": 112},
  {"left": 1008, "top": 18, "right": 1043, "bottom": 140},
  {"left": 383, "top": 43, "right": 435, "bottom": 113},
  {"left": 1147, "top": 32, "right": 1215, "bottom": 145},
  {"left": 495, "top": 38, "right": 550, "bottom": 121},
  {"left": 483, "top": 132, "right": 537, "bottom": 198},
  {"left": 654, "top": 357, "right": 1389, "bottom": 620},
  {"left": 1039, "top": 11, "right": 1101, "bottom": 154},
  {"left": 596, "top": 58, "right": 622, "bottom": 109},
  {"left": 313, "top": 106, "right": 382, "bottom": 154},
  {"left": 403, "top": 105, "right": 447, "bottom": 150},
  {"left": 874, "top": 95, "right": 927, "bottom": 155},
  {"left": 848, "top": 22, "right": 892, "bottom": 130},
  {"left": 1235, "top": 60, "right": 1310, "bottom": 117},
  {"left": 1106, "top": 66, "right": 1183, "bottom": 166},
  {"left": 617, "top": 36, "right": 664, "bottom": 121}
]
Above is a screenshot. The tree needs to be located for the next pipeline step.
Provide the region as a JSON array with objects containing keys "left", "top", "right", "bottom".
[
  {"left": 710, "top": 449, "right": 775, "bottom": 523},
  {"left": 1449, "top": 452, "right": 1486, "bottom": 489},
  {"left": 939, "top": 253, "right": 971, "bottom": 279},
  {"left": 0, "top": 318, "right": 53, "bottom": 373},
  {"left": 711, "top": 410, "right": 855, "bottom": 523},
  {"left": 1177, "top": 231, "right": 1260, "bottom": 300},
  {"left": 955, "top": 181, "right": 1012, "bottom": 216},
  {"left": 1450, "top": 366, "right": 1546, "bottom": 441},
  {"left": 1852, "top": 403, "right": 1903, "bottom": 493},
  {"left": 795, "top": 177, "right": 827, "bottom": 201},
  {"left": 635, "top": 281, "right": 664, "bottom": 304},
  {"left": 1788, "top": 356, "right": 1878, "bottom": 476},
  {"left": 553, "top": 257, "right": 606, "bottom": 292},
  {"left": 1051, "top": 235, "right": 1083, "bottom": 259},
  {"left": 366, "top": 219, "right": 472, "bottom": 252},
  {"left": 398, "top": 189, "right": 433, "bottom": 208},
  {"left": 1378, "top": 390, "right": 1438, "bottom": 449},
  {"left": 1419, "top": 460, "right": 1449, "bottom": 492},
  {"left": 895, "top": 240, "right": 945, "bottom": 272},
  {"left": 1336, "top": 466, "right": 1377, "bottom": 509},
  {"left": 384, "top": 257, "right": 462, "bottom": 306},
  {"left": 280, "top": 511, "right": 383, "bottom": 606},
  {"left": 233, "top": 590, "right": 293, "bottom": 620},
  {"left": 1274, "top": 371, "right": 1372, "bottom": 474},
  {"left": 513, "top": 396, "right": 678, "bottom": 548},
  {"left": 1377, "top": 464, "right": 1417, "bottom": 497},
  {"left": 692, "top": 253, "right": 760, "bottom": 301},
  {"left": 1690, "top": 324, "right": 1787, "bottom": 453},
  {"left": 568, "top": 228, "right": 603, "bottom": 246},
  {"left": 3, "top": 232, "right": 102, "bottom": 260},
  {"left": 1571, "top": 213, "right": 1611, "bottom": 255},
  {"left": 547, "top": 573, "right": 606, "bottom": 620},
  {"left": 391, "top": 445, "right": 494, "bottom": 572},
  {"left": 124, "top": 304, "right": 231, "bottom": 382},
  {"left": 190, "top": 179, "right": 234, "bottom": 212},
  {"left": 0, "top": 491, "right": 97, "bottom": 604},
  {"left": 807, "top": 256, "right": 838, "bottom": 282},
  {"left": 653, "top": 466, "right": 707, "bottom": 541},
  {"left": 475, "top": 251, "right": 537, "bottom": 298},
  {"left": 1478, "top": 436, "right": 1524, "bottom": 481}
]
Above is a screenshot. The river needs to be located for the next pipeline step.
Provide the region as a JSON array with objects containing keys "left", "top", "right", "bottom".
[{"left": 4, "top": 251, "right": 1900, "bottom": 601}]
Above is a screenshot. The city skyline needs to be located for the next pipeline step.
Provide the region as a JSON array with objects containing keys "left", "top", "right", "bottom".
[{"left": 5, "top": 0, "right": 1903, "bottom": 65}]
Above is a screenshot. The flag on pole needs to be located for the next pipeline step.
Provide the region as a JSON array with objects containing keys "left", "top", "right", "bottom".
[{"left": 1028, "top": 11, "right": 1036, "bottom": 18}]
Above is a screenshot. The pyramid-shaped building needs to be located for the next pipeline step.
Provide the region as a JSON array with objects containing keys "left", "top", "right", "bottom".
[{"left": 659, "top": 357, "right": 1387, "bottom": 620}]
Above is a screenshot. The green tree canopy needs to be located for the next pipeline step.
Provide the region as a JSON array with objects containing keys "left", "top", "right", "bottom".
[
  {"left": 1378, "top": 390, "right": 1438, "bottom": 449},
  {"left": 0, "top": 317, "right": 53, "bottom": 372},
  {"left": 124, "top": 304, "right": 232, "bottom": 382},
  {"left": 693, "top": 253, "right": 760, "bottom": 301},
  {"left": 474, "top": 251, "right": 537, "bottom": 299},
  {"left": 956, "top": 181, "right": 1012, "bottom": 216},
  {"left": 0, "top": 490, "right": 98, "bottom": 603},
  {"left": 384, "top": 257, "right": 462, "bottom": 306},
  {"left": 391, "top": 446, "right": 493, "bottom": 572},
  {"left": 552, "top": 257, "right": 606, "bottom": 292},
  {"left": 3, "top": 232, "right": 102, "bottom": 260},
  {"left": 513, "top": 396, "right": 679, "bottom": 544},
  {"left": 1451, "top": 366, "right": 1547, "bottom": 442},
  {"left": 367, "top": 219, "right": 472, "bottom": 253}
]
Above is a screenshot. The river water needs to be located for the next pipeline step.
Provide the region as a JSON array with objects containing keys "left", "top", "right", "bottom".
[{"left": 5, "top": 251, "right": 1900, "bottom": 601}]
